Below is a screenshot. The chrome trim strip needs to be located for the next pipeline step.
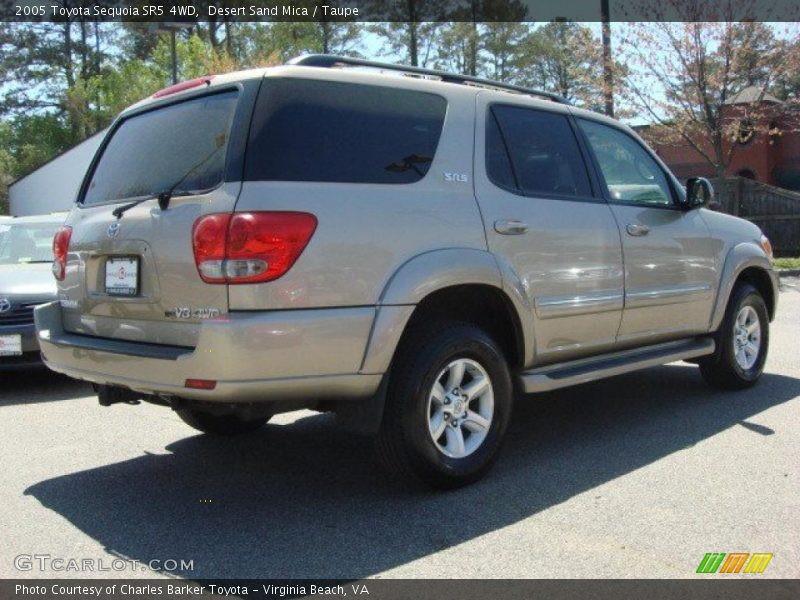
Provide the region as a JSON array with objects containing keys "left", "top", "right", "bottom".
[
  {"left": 534, "top": 290, "right": 624, "bottom": 319},
  {"left": 625, "top": 283, "right": 713, "bottom": 308}
]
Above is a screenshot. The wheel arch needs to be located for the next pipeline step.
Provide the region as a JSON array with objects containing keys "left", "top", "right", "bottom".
[
  {"left": 360, "top": 248, "right": 532, "bottom": 375},
  {"left": 710, "top": 242, "right": 778, "bottom": 331},
  {"left": 401, "top": 284, "right": 526, "bottom": 370},
  {"left": 737, "top": 267, "right": 777, "bottom": 321}
]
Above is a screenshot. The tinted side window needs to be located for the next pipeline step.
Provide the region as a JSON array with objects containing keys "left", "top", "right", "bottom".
[
  {"left": 485, "top": 110, "right": 517, "bottom": 191},
  {"left": 83, "top": 91, "right": 238, "bottom": 205},
  {"left": 579, "top": 119, "right": 674, "bottom": 207},
  {"left": 488, "top": 105, "right": 591, "bottom": 198},
  {"left": 246, "top": 79, "right": 447, "bottom": 184}
]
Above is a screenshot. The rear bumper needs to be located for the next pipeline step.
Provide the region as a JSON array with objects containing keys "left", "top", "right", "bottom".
[{"left": 35, "top": 301, "right": 382, "bottom": 403}]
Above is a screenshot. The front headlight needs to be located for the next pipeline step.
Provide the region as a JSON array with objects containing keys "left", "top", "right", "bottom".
[{"left": 760, "top": 234, "right": 773, "bottom": 261}]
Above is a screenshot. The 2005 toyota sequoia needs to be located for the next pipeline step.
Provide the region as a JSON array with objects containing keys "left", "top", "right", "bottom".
[{"left": 36, "top": 55, "right": 778, "bottom": 488}]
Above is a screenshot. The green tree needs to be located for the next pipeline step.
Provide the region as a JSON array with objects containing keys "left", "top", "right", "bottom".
[
  {"left": 431, "top": 1, "right": 529, "bottom": 81},
  {"left": 249, "top": 22, "right": 364, "bottom": 63},
  {"left": 433, "top": 22, "right": 481, "bottom": 75},
  {"left": 0, "top": 22, "right": 115, "bottom": 142},
  {"left": 729, "top": 22, "right": 784, "bottom": 90},
  {"left": 0, "top": 114, "right": 77, "bottom": 214},
  {"left": 480, "top": 22, "right": 530, "bottom": 82},
  {"left": 0, "top": 123, "right": 14, "bottom": 214},
  {"left": 620, "top": 22, "right": 799, "bottom": 176},
  {"left": 516, "top": 22, "right": 608, "bottom": 109},
  {"left": 766, "top": 39, "right": 800, "bottom": 101},
  {"left": 369, "top": 1, "right": 445, "bottom": 67}
]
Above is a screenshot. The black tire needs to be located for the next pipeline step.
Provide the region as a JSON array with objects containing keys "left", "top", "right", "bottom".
[
  {"left": 375, "top": 321, "right": 513, "bottom": 490},
  {"left": 699, "top": 283, "right": 769, "bottom": 390},
  {"left": 176, "top": 408, "right": 270, "bottom": 436}
]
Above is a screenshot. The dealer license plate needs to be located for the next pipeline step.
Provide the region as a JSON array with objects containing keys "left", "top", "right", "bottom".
[
  {"left": 0, "top": 334, "right": 22, "bottom": 356},
  {"left": 105, "top": 257, "right": 139, "bottom": 296}
]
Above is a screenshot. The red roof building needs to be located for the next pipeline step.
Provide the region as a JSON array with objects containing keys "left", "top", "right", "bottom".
[{"left": 635, "top": 87, "right": 800, "bottom": 192}]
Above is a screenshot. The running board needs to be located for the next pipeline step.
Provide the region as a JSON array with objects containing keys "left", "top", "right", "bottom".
[{"left": 519, "top": 337, "right": 715, "bottom": 393}]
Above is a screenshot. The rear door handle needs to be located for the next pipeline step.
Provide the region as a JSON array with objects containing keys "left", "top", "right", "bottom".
[
  {"left": 494, "top": 220, "right": 529, "bottom": 235},
  {"left": 626, "top": 223, "right": 650, "bottom": 237}
]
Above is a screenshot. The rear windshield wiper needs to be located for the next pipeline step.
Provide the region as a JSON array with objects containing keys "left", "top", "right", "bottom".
[
  {"left": 111, "top": 135, "right": 227, "bottom": 220},
  {"left": 112, "top": 191, "right": 171, "bottom": 219}
]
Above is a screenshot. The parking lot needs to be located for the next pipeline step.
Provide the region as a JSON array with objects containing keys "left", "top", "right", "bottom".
[{"left": 1, "top": 279, "right": 798, "bottom": 580}]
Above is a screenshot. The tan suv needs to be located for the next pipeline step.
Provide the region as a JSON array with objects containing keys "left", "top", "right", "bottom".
[{"left": 36, "top": 55, "right": 778, "bottom": 488}]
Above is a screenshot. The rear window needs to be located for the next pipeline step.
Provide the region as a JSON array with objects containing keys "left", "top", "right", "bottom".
[
  {"left": 245, "top": 79, "right": 447, "bottom": 184},
  {"left": 83, "top": 91, "right": 238, "bottom": 205},
  {"left": 0, "top": 221, "right": 62, "bottom": 265}
]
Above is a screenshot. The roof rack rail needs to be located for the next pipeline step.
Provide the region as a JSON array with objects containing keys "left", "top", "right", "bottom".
[{"left": 287, "top": 54, "right": 571, "bottom": 105}]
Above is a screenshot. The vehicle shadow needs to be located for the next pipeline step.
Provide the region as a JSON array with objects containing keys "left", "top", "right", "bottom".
[
  {"left": 24, "top": 364, "right": 800, "bottom": 578},
  {"left": 0, "top": 368, "right": 91, "bottom": 406}
]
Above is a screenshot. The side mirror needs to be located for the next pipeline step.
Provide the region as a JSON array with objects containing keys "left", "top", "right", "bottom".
[{"left": 685, "top": 177, "right": 718, "bottom": 210}]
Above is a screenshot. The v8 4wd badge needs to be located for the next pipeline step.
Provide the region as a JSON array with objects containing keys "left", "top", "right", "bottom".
[{"left": 165, "top": 307, "right": 221, "bottom": 320}]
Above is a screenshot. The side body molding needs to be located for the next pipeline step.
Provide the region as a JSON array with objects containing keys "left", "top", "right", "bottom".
[
  {"left": 359, "top": 248, "right": 533, "bottom": 374},
  {"left": 708, "top": 242, "right": 778, "bottom": 331}
]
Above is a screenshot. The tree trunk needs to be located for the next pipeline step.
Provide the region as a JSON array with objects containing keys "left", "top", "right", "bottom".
[
  {"left": 61, "top": 21, "right": 83, "bottom": 143},
  {"left": 468, "top": 3, "right": 478, "bottom": 76},
  {"left": 601, "top": 0, "right": 614, "bottom": 117},
  {"left": 63, "top": 22, "right": 74, "bottom": 88},
  {"left": 321, "top": 20, "right": 331, "bottom": 54},
  {"left": 93, "top": 22, "right": 101, "bottom": 76},
  {"left": 79, "top": 20, "right": 88, "bottom": 80},
  {"left": 407, "top": 0, "right": 418, "bottom": 66},
  {"left": 208, "top": 20, "right": 220, "bottom": 50},
  {"left": 224, "top": 20, "right": 234, "bottom": 56}
]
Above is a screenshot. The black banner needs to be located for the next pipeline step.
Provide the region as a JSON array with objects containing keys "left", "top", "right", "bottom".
[
  {"left": 3, "top": 580, "right": 800, "bottom": 600},
  {"left": 2, "top": 0, "right": 800, "bottom": 23}
]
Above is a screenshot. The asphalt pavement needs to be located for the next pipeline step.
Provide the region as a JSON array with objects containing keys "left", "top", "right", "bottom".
[{"left": 1, "top": 280, "right": 798, "bottom": 579}]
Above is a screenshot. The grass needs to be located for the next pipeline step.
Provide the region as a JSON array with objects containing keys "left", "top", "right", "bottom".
[{"left": 774, "top": 257, "right": 800, "bottom": 270}]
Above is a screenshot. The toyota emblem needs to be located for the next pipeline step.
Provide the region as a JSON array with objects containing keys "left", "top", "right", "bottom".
[
  {"left": 107, "top": 222, "right": 120, "bottom": 238},
  {"left": 0, "top": 298, "right": 11, "bottom": 314}
]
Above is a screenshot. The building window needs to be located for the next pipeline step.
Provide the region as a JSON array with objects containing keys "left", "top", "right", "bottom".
[
  {"left": 768, "top": 121, "right": 783, "bottom": 145},
  {"left": 735, "top": 119, "right": 755, "bottom": 145}
]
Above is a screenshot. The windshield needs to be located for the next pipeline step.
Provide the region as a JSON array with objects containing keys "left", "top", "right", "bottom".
[
  {"left": 82, "top": 91, "right": 238, "bottom": 206},
  {"left": 0, "top": 221, "right": 62, "bottom": 265}
]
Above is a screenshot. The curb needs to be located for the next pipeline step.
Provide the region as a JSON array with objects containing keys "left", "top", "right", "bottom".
[{"left": 777, "top": 269, "right": 800, "bottom": 278}]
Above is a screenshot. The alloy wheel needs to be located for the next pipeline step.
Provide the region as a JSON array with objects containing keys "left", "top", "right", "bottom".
[
  {"left": 733, "top": 305, "right": 761, "bottom": 370},
  {"left": 426, "top": 358, "right": 494, "bottom": 458}
]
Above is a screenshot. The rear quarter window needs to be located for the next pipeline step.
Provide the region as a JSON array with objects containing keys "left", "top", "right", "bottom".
[
  {"left": 487, "top": 105, "right": 592, "bottom": 199},
  {"left": 82, "top": 91, "right": 238, "bottom": 206},
  {"left": 245, "top": 78, "right": 448, "bottom": 184}
]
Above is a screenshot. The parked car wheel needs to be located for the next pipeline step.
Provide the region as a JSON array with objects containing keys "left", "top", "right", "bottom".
[
  {"left": 176, "top": 408, "right": 270, "bottom": 436},
  {"left": 375, "top": 321, "right": 513, "bottom": 489},
  {"left": 700, "top": 283, "right": 769, "bottom": 390}
]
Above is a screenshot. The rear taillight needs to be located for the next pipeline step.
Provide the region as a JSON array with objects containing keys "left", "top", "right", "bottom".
[
  {"left": 191, "top": 213, "right": 230, "bottom": 283},
  {"left": 192, "top": 212, "right": 317, "bottom": 284},
  {"left": 52, "top": 226, "right": 72, "bottom": 281}
]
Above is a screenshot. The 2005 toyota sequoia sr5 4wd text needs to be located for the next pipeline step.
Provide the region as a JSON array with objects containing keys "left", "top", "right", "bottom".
[{"left": 36, "top": 55, "right": 778, "bottom": 488}]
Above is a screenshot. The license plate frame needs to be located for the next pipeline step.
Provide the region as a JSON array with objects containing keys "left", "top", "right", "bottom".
[
  {"left": 105, "top": 256, "right": 140, "bottom": 297},
  {"left": 0, "top": 334, "right": 22, "bottom": 357}
]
